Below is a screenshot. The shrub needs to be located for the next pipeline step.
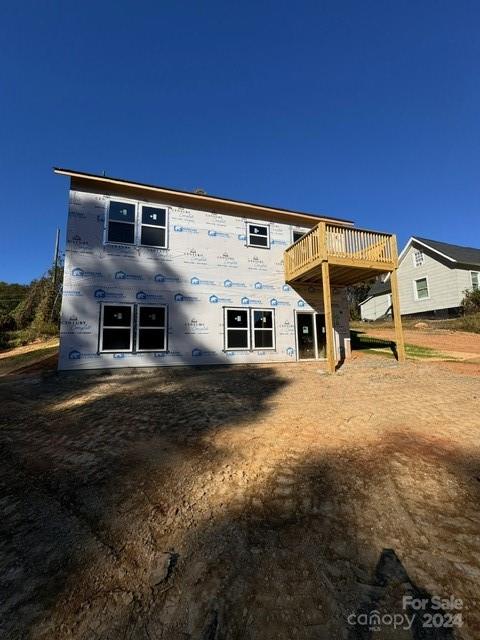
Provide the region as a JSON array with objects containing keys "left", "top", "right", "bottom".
[{"left": 461, "top": 289, "right": 480, "bottom": 315}]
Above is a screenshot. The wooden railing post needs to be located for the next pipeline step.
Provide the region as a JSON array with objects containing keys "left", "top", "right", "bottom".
[
  {"left": 321, "top": 261, "right": 336, "bottom": 373},
  {"left": 389, "top": 235, "right": 406, "bottom": 363},
  {"left": 318, "top": 222, "right": 327, "bottom": 261}
]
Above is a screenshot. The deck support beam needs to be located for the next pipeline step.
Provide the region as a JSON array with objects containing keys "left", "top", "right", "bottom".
[
  {"left": 321, "top": 261, "right": 336, "bottom": 373},
  {"left": 390, "top": 267, "right": 406, "bottom": 362}
]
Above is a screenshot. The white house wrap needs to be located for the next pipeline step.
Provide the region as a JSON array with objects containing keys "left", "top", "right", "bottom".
[{"left": 57, "top": 171, "right": 351, "bottom": 370}]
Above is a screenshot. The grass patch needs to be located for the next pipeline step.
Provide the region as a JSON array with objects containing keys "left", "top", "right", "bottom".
[{"left": 350, "top": 330, "right": 453, "bottom": 360}]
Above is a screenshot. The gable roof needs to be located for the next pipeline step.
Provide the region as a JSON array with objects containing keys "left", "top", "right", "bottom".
[
  {"left": 54, "top": 167, "right": 354, "bottom": 228},
  {"left": 413, "top": 237, "right": 480, "bottom": 267}
]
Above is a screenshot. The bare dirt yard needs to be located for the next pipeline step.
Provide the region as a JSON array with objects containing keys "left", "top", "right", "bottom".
[{"left": 1, "top": 355, "right": 479, "bottom": 639}]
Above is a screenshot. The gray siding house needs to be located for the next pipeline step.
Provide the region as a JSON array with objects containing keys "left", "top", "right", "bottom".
[{"left": 359, "top": 237, "right": 480, "bottom": 320}]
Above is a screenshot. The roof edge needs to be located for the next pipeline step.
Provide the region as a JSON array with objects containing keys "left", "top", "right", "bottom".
[{"left": 53, "top": 167, "right": 354, "bottom": 226}]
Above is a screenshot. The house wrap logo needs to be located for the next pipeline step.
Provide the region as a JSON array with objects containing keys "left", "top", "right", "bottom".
[
  {"left": 68, "top": 349, "right": 99, "bottom": 360},
  {"left": 271, "top": 238, "right": 288, "bottom": 246},
  {"left": 61, "top": 316, "right": 91, "bottom": 334},
  {"left": 223, "top": 279, "right": 246, "bottom": 288},
  {"left": 154, "top": 273, "right": 181, "bottom": 283},
  {"left": 190, "top": 276, "right": 216, "bottom": 286},
  {"left": 94, "top": 289, "right": 124, "bottom": 300},
  {"left": 184, "top": 318, "right": 208, "bottom": 334},
  {"left": 286, "top": 347, "right": 295, "bottom": 357},
  {"left": 71, "top": 267, "right": 103, "bottom": 279},
  {"left": 209, "top": 294, "right": 233, "bottom": 304},
  {"left": 183, "top": 248, "right": 207, "bottom": 264},
  {"left": 63, "top": 289, "right": 83, "bottom": 297},
  {"left": 69, "top": 234, "right": 89, "bottom": 247},
  {"left": 174, "top": 224, "right": 198, "bottom": 234},
  {"left": 174, "top": 293, "right": 200, "bottom": 302},
  {"left": 241, "top": 297, "right": 262, "bottom": 305},
  {"left": 191, "top": 348, "right": 217, "bottom": 357},
  {"left": 270, "top": 298, "right": 291, "bottom": 307},
  {"left": 297, "top": 300, "right": 306, "bottom": 307},
  {"left": 114, "top": 270, "right": 142, "bottom": 281},
  {"left": 136, "top": 290, "right": 165, "bottom": 301},
  {"left": 216, "top": 252, "right": 239, "bottom": 267},
  {"left": 254, "top": 281, "right": 275, "bottom": 290},
  {"left": 207, "top": 229, "right": 230, "bottom": 238},
  {"left": 282, "top": 284, "right": 291, "bottom": 292}
]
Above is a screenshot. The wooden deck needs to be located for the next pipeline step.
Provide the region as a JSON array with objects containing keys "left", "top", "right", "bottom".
[
  {"left": 284, "top": 222, "right": 397, "bottom": 286},
  {"left": 284, "top": 221, "right": 405, "bottom": 372}
]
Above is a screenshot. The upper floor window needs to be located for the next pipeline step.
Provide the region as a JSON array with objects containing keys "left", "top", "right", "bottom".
[
  {"left": 107, "top": 201, "right": 136, "bottom": 244},
  {"left": 292, "top": 230, "right": 306, "bottom": 243},
  {"left": 414, "top": 277, "right": 429, "bottom": 300},
  {"left": 106, "top": 199, "right": 168, "bottom": 248},
  {"left": 246, "top": 223, "right": 270, "bottom": 249},
  {"left": 413, "top": 249, "right": 424, "bottom": 267},
  {"left": 140, "top": 206, "right": 167, "bottom": 247},
  {"left": 472, "top": 272, "right": 479, "bottom": 291}
]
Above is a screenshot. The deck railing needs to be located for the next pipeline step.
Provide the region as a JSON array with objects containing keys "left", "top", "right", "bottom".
[{"left": 284, "top": 222, "right": 396, "bottom": 282}]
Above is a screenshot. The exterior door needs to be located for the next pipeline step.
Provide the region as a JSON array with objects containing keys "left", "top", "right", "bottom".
[
  {"left": 315, "top": 314, "right": 326, "bottom": 358},
  {"left": 296, "top": 313, "right": 316, "bottom": 359}
]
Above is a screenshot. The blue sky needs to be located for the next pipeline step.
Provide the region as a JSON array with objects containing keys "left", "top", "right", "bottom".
[{"left": 0, "top": 1, "right": 478, "bottom": 283}]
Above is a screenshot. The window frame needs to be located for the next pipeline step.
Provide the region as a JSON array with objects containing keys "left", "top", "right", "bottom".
[
  {"left": 292, "top": 229, "right": 307, "bottom": 244},
  {"left": 246, "top": 222, "right": 271, "bottom": 249},
  {"left": 412, "top": 249, "right": 424, "bottom": 268},
  {"left": 251, "top": 308, "right": 276, "bottom": 350},
  {"left": 471, "top": 271, "right": 479, "bottom": 291},
  {"left": 105, "top": 198, "right": 138, "bottom": 246},
  {"left": 104, "top": 198, "right": 169, "bottom": 249},
  {"left": 413, "top": 276, "right": 430, "bottom": 301},
  {"left": 99, "top": 303, "right": 134, "bottom": 353},
  {"left": 223, "top": 307, "right": 276, "bottom": 351},
  {"left": 139, "top": 204, "right": 169, "bottom": 250},
  {"left": 136, "top": 304, "right": 168, "bottom": 352},
  {"left": 223, "top": 307, "right": 251, "bottom": 351}
]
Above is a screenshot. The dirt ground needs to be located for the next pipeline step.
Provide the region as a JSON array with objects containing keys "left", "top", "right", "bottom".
[
  {"left": 1, "top": 356, "right": 479, "bottom": 640},
  {"left": 355, "top": 325, "right": 480, "bottom": 375}
]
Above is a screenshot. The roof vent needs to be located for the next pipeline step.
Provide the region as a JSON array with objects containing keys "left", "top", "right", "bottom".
[{"left": 194, "top": 188, "right": 207, "bottom": 195}]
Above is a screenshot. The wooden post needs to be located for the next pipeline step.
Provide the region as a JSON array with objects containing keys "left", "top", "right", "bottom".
[
  {"left": 321, "top": 261, "right": 336, "bottom": 373},
  {"left": 390, "top": 268, "right": 406, "bottom": 362}
]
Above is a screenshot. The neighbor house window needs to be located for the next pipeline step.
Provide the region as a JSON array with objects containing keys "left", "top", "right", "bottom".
[
  {"left": 137, "top": 305, "right": 167, "bottom": 351},
  {"left": 413, "top": 249, "right": 424, "bottom": 267},
  {"left": 252, "top": 309, "right": 275, "bottom": 349},
  {"left": 107, "top": 200, "right": 136, "bottom": 244},
  {"left": 100, "top": 304, "right": 133, "bottom": 352},
  {"left": 414, "top": 277, "right": 429, "bottom": 300},
  {"left": 224, "top": 308, "right": 250, "bottom": 350},
  {"left": 246, "top": 223, "right": 270, "bottom": 248},
  {"left": 472, "top": 272, "right": 479, "bottom": 291},
  {"left": 140, "top": 206, "right": 168, "bottom": 248},
  {"left": 224, "top": 308, "right": 276, "bottom": 350}
]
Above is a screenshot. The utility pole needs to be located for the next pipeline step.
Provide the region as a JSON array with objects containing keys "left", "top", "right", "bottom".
[{"left": 52, "top": 228, "right": 60, "bottom": 291}]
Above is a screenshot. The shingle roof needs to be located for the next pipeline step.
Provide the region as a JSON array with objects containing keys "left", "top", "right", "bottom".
[
  {"left": 366, "top": 280, "right": 391, "bottom": 298},
  {"left": 414, "top": 237, "right": 480, "bottom": 267}
]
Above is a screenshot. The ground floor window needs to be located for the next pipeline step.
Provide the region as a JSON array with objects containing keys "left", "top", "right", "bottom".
[
  {"left": 100, "top": 304, "right": 133, "bottom": 352},
  {"left": 471, "top": 272, "right": 479, "bottom": 291},
  {"left": 224, "top": 307, "right": 275, "bottom": 351},
  {"left": 99, "top": 304, "right": 167, "bottom": 353},
  {"left": 137, "top": 306, "right": 167, "bottom": 351},
  {"left": 414, "top": 277, "right": 429, "bottom": 300}
]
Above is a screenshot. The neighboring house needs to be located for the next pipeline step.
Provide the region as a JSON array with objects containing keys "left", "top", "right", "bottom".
[
  {"left": 55, "top": 168, "right": 356, "bottom": 370},
  {"left": 359, "top": 280, "right": 392, "bottom": 321},
  {"left": 359, "top": 236, "right": 480, "bottom": 320}
]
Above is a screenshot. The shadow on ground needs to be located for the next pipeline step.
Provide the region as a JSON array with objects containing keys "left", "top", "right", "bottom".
[{"left": 0, "top": 363, "right": 478, "bottom": 639}]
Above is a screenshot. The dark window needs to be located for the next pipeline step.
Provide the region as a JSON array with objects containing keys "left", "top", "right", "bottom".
[
  {"left": 225, "top": 308, "right": 250, "bottom": 350},
  {"left": 252, "top": 310, "right": 274, "bottom": 349},
  {"left": 140, "top": 205, "right": 167, "bottom": 248},
  {"left": 107, "top": 201, "right": 136, "bottom": 244},
  {"left": 293, "top": 230, "right": 305, "bottom": 243},
  {"left": 137, "top": 305, "right": 167, "bottom": 351},
  {"left": 247, "top": 223, "right": 270, "bottom": 248},
  {"left": 101, "top": 304, "right": 133, "bottom": 352},
  {"left": 227, "top": 309, "right": 248, "bottom": 328}
]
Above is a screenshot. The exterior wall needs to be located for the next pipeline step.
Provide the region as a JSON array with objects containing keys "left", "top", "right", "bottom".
[
  {"left": 59, "top": 188, "right": 350, "bottom": 370},
  {"left": 397, "top": 244, "right": 462, "bottom": 315},
  {"left": 455, "top": 267, "right": 479, "bottom": 298},
  {"left": 360, "top": 293, "right": 391, "bottom": 321}
]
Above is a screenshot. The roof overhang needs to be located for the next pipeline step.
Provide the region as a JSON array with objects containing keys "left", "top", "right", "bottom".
[{"left": 54, "top": 167, "right": 354, "bottom": 228}]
